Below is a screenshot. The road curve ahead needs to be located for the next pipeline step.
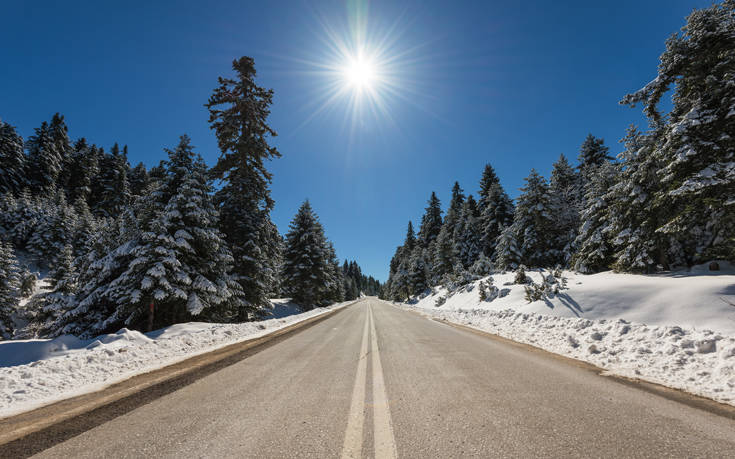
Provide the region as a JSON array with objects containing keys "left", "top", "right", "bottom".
[{"left": 25, "top": 298, "right": 735, "bottom": 458}]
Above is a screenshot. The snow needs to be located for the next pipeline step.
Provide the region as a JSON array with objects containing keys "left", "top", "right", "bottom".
[
  {"left": 0, "top": 300, "right": 351, "bottom": 418},
  {"left": 397, "top": 266, "right": 735, "bottom": 405}
]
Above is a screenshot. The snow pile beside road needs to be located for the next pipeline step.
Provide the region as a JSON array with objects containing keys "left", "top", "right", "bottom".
[
  {"left": 403, "top": 307, "right": 735, "bottom": 406},
  {"left": 0, "top": 301, "right": 348, "bottom": 418},
  {"left": 411, "top": 267, "right": 735, "bottom": 334},
  {"left": 399, "top": 267, "right": 735, "bottom": 405}
]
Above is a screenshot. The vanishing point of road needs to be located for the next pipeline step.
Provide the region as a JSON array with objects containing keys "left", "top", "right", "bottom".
[{"left": 16, "top": 299, "right": 735, "bottom": 457}]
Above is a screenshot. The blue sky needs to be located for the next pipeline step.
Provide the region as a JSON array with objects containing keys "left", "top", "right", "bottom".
[{"left": 1, "top": 0, "right": 708, "bottom": 281}]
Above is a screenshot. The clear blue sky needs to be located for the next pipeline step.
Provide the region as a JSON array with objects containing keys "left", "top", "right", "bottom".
[{"left": 0, "top": 0, "right": 709, "bottom": 281}]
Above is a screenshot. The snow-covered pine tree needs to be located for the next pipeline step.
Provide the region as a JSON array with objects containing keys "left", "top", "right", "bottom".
[
  {"left": 407, "top": 247, "right": 429, "bottom": 296},
  {"left": 128, "top": 162, "right": 150, "bottom": 198},
  {"left": 605, "top": 126, "right": 665, "bottom": 273},
  {"left": 282, "top": 201, "right": 335, "bottom": 309},
  {"left": 510, "top": 170, "right": 556, "bottom": 267},
  {"left": 0, "top": 121, "right": 27, "bottom": 195},
  {"left": 444, "top": 182, "right": 465, "bottom": 240},
  {"left": 25, "top": 121, "right": 62, "bottom": 195},
  {"left": 432, "top": 224, "right": 457, "bottom": 283},
  {"left": 572, "top": 161, "right": 620, "bottom": 273},
  {"left": 110, "top": 137, "right": 246, "bottom": 328},
  {"left": 206, "top": 57, "right": 282, "bottom": 311},
  {"left": 621, "top": 0, "right": 735, "bottom": 266},
  {"left": 417, "top": 192, "right": 443, "bottom": 248},
  {"left": 454, "top": 195, "right": 482, "bottom": 269},
  {"left": 0, "top": 241, "right": 20, "bottom": 339},
  {"left": 92, "top": 144, "right": 131, "bottom": 217},
  {"left": 577, "top": 134, "right": 613, "bottom": 187},
  {"left": 477, "top": 164, "right": 514, "bottom": 258},
  {"left": 494, "top": 222, "right": 522, "bottom": 270},
  {"left": 29, "top": 244, "right": 79, "bottom": 337},
  {"left": 548, "top": 154, "right": 581, "bottom": 266},
  {"left": 65, "top": 138, "right": 99, "bottom": 204}
]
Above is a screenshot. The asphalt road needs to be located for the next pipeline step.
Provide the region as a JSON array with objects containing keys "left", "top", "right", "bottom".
[{"left": 30, "top": 298, "right": 735, "bottom": 458}]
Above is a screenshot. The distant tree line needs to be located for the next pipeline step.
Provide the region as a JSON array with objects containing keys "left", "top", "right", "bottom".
[
  {"left": 0, "top": 57, "right": 378, "bottom": 340},
  {"left": 383, "top": 1, "right": 734, "bottom": 300}
]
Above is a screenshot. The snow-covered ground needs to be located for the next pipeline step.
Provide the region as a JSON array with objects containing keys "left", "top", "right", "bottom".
[
  {"left": 398, "top": 266, "right": 735, "bottom": 406},
  {"left": 0, "top": 300, "right": 351, "bottom": 418}
]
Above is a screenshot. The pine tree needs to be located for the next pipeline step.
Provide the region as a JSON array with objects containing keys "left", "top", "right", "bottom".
[
  {"left": 66, "top": 139, "right": 99, "bottom": 204},
  {"left": 282, "top": 201, "right": 335, "bottom": 309},
  {"left": 0, "top": 121, "right": 27, "bottom": 195},
  {"left": 92, "top": 144, "right": 130, "bottom": 217},
  {"left": 621, "top": 0, "right": 735, "bottom": 265},
  {"left": 454, "top": 195, "right": 482, "bottom": 269},
  {"left": 548, "top": 154, "right": 581, "bottom": 266},
  {"left": 477, "top": 164, "right": 514, "bottom": 257},
  {"left": 417, "top": 192, "right": 442, "bottom": 248},
  {"left": 128, "top": 162, "right": 150, "bottom": 197},
  {"left": 26, "top": 121, "right": 61, "bottom": 194},
  {"left": 494, "top": 222, "right": 522, "bottom": 270},
  {"left": 444, "top": 182, "right": 465, "bottom": 239},
  {"left": 206, "top": 56, "right": 282, "bottom": 310},
  {"left": 432, "top": 224, "right": 457, "bottom": 283},
  {"left": 408, "top": 247, "right": 429, "bottom": 296},
  {"left": 0, "top": 241, "right": 20, "bottom": 339},
  {"left": 577, "top": 134, "right": 613, "bottom": 183},
  {"left": 606, "top": 126, "right": 665, "bottom": 273},
  {"left": 510, "top": 170, "right": 556, "bottom": 267},
  {"left": 111, "top": 137, "right": 245, "bottom": 328},
  {"left": 48, "top": 244, "right": 77, "bottom": 294},
  {"left": 572, "top": 162, "right": 620, "bottom": 272}
]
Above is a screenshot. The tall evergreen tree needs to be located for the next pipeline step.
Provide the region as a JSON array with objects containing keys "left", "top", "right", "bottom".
[
  {"left": 26, "top": 121, "right": 60, "bottom": 194},
  {"left": 417, "top": 192, "right": 442, "bottom": 248},
  {"left": 0, "top": 241, "right": 20, "bottom": 339},
  {"left": 477, "top": 164, "right": 514, "bottom": 257},
  {"left": 572, "top": 162, "right": 621, "bottom": 272},
  {"left": 506, "top": 170, "right": 556, "bottom": 267},
  {"left": 621, "top": 0, "right": 735, "bottom": 266},
  {"left": 548, "top": 154, "right": 581, "bottom": 266},
  {"left": 454, "top": 195, "right": 482, "bottom": 269},
  {"left": 0, "top": 121, "right": 27, "bottom": 195},
  {"left": 206, "top": 56, "right": 282, "bottom": 311},
  {"left": 282, "top": 201, "right": 335, "bottom": 309}
]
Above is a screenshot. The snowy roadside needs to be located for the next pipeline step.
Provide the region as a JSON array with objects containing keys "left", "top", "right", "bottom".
[
  {"left": 393, "top": 269, "right": 735, "bottom": 406},
  {"left": 399, "top": 305, "right": 735, "bottom": 406},
  {"left": 0, "top": 300, "right": 353, "bottom": 418}
]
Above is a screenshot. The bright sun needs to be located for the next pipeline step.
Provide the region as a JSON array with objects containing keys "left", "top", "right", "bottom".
[{"left": 343, "top": 56, "right": 376, "bottom": 90}]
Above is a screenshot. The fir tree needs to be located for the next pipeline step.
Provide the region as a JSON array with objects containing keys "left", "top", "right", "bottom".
[
  {"left": 66, "top": 139, "right": 99, "bottom": 204},
  {"left": 417, "top": 192, "right": 442, "bottom": 248},
  {"left": 477, "top": 164, "right": 514, "bottom": 257},
  {"left": 621, "top": 0, "right": 735, "bottom": 265},
  {"left": 0, "top": 241, "right": 20, "bottom": 339},
  {"left": 454, "top": 195, "right": 482, "bottom": 269},
  {"left": 572, "top": 162, "right": 620, "bottom": 272},
  {"left": 206, "top": 56, "right": 282, "bottom": 310},
  {"left": 607, "top": 126, "right": 665, "bottom": 273},
  {"left": 282, "top": 201, "right": 335, "bottom": 309},
  {"left": 509, "top": 170, "right": 556, "bottom": 267},
  {"left": 26, "top": 120, "right": 61, "bottom": 194},
  {"left": 548, "top": 154, "right": 581, "bottom": 266},
  {"left": 577, "top": 134, "right": 613, "bottom": 182},
  {"left": 0, "top": 121, "right": 27, "bottom": 195}
]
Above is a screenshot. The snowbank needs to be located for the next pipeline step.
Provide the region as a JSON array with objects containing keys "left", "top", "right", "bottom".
[
  {"left": 411, "top": 268, "right": 735, "bottom": 334},
  {"left": 399, "top": 268, "right": 735, "bottom": 405},
  {"left": 0, "top": 300, "right": 350, "bottom": 418}
]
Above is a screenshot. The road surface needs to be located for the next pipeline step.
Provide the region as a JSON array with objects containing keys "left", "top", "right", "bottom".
[{"left": 25, "top": 298, "right": 735, "bottom": 457}]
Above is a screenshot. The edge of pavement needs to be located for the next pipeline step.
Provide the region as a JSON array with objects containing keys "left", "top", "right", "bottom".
[
  {"left": 0, "top": 299, "right": 361, "bottom": 454},
  {"left": 384, "top": 300, "right": 735, "bottom": 421}
]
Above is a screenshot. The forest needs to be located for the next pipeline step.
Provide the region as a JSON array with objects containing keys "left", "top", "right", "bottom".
[
  {"left": 0, "top": 58, "right": 380, "bottom": 340},
  {"left": 382, "top": 1, "right": 734, "bottom": 301}
]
